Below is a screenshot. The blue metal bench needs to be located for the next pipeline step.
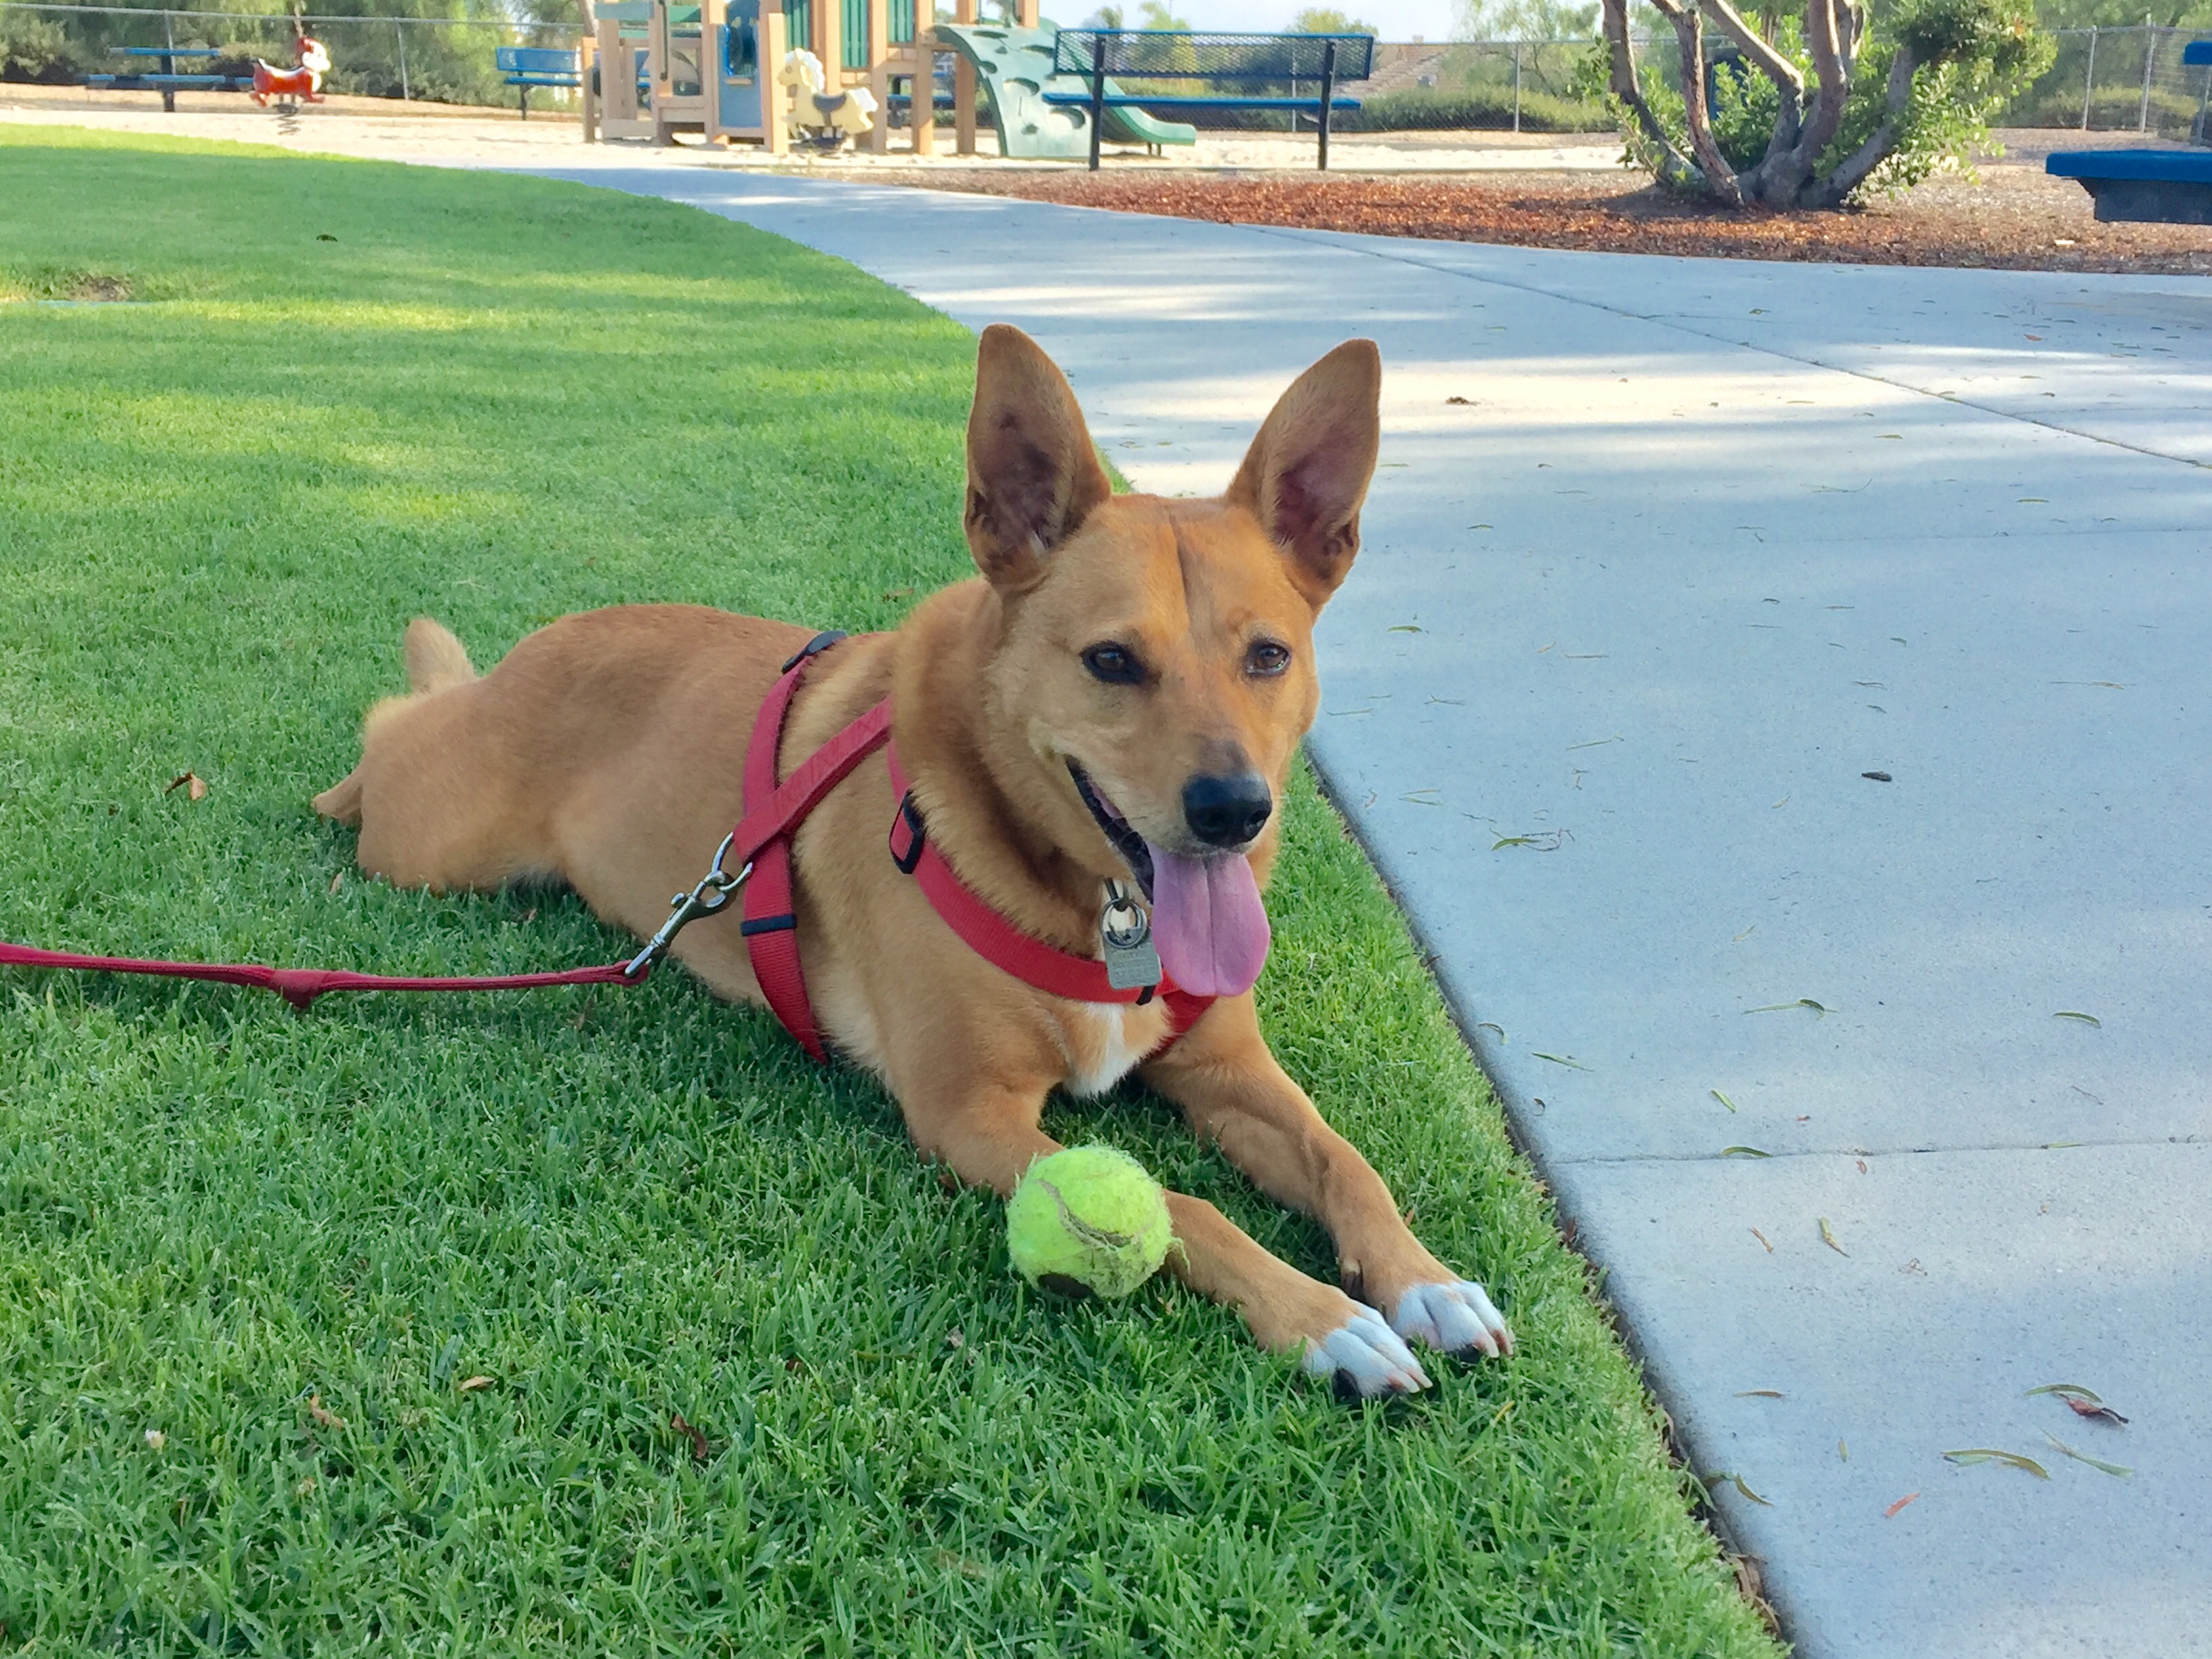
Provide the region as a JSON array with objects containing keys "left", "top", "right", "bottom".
[
  {"left": 81, "top": 46, "right": 249, "bottom": 112},
  {"left": 1043, "top": 29, "right": 1371, "bottom": 171},
  {"left": 2047, "top": 147, "right": 2212, "bottom": 224},
  {"left": 2047, "top": 46, "right": 2212, "bottom": 226},
  {"left": 496, "top": 45, "right": 581, "bottom": 119}
]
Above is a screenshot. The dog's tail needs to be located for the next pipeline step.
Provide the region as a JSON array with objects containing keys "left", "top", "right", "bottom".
[
  {"left": 404, "top": 617, "right": 476, "bottom": 695},
  {"left": 312, "top": 768, "right": 363, "bottom": 824},
  {"left": 312, "top": 620, "right": 477, "bottom": 824}
]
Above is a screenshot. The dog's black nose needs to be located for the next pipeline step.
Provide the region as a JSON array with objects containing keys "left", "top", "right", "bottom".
[{"left": 1183, "top": 773, "right": 1273, "bottom": 848}]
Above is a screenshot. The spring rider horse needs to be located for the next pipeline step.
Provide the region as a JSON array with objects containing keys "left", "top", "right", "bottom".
[
  {"left": 777, "top": 48, "right": 876, "bottom": 149},
  {"left": 251, "top": 35, "right": 331, "bottom": 108}
]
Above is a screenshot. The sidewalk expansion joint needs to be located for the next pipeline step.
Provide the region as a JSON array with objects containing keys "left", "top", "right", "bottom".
[{"left": 1554, "top": 1132, "right": 2211, "bottom": 1166}]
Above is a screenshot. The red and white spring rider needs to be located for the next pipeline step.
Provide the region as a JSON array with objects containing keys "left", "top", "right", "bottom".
[{"left": 251, "top": 36, "right": 330, "bottom": 106}]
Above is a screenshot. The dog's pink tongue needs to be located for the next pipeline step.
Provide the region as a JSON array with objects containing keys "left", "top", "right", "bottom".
[{"left": 1145, "top": 844, "right": 1270, "bottom": 998}]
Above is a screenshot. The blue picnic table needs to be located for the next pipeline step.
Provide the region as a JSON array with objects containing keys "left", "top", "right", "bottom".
[{"left": 81, "top": 45, "right": 251, "bottom": 112}]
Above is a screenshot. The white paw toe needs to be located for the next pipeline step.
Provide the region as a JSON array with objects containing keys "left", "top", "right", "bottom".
[
  {"left": 1303, "top": 1303, "right": 1433, "bottom": 1400},
  {"left": 1391, "top": 1279, "right": 1515, "bottom": 1359}
]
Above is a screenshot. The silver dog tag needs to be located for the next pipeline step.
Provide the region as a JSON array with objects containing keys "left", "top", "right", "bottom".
[{"left": 1100, "top": 879, "right": 1162, "bottom": 992}]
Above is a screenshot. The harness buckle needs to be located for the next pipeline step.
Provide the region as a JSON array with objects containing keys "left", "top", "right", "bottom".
[
  {"left": 780, "top": 630, "right": 849, "bottom": 674},
  {"left": 888, "top": 791, "right": 928, "bottom": 874},
  {"left": 624, "top": 832, "right": 753, "bottom": 978}
]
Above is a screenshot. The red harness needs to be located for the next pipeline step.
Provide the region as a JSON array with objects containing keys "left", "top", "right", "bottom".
[
  {"left": 738, "top": 632, "right": 1214, "bottom": 1061},
  {"left": 0, "top": 631, "right": 1215, "bottom": 1064}
]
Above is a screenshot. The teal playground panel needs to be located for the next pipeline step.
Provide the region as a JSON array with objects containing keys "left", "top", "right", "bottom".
[
  {"left": 716, "top": 0, "right": 764, "bottom": 129},
  {"left": 931, "top": 17, "right": 1196, "bottom": 159}
]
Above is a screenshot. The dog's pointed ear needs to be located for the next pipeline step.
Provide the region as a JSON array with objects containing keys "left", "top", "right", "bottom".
[
  {"left": 964, "top": 325, "right": 1113, "bottom": 594},
  {"left": 1226, "top": 339, "right": 1381, "bottom": 608}
]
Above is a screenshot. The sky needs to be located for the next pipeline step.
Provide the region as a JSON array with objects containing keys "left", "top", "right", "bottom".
[{"left": 1160, "top": 0, "right": 1460, "bottom": 38}]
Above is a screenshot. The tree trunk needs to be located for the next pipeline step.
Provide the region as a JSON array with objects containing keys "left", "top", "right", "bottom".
[
  {"left": 1701, "top": 0, "right": 1803, "bottom": 165},
  {"left": 1602, "top": 0, "right": 1702, "bottom": 189},
  {"left": 1769, "top": 0, "right": 1856, "bottom": 199},
  {"left": 1803, "top": 45, "right": 1917, "bottom": 205},
  {"left": 1649, "top": 0, "right": 1744, "bottom": 204}
]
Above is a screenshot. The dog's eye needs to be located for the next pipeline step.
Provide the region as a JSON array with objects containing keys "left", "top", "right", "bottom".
[
  {"left": 1246, "top": 641, "right": 1292, "bottom": 678},
  {"left": 1082, "top": 642, "right": 1144, "bottom": 685}
]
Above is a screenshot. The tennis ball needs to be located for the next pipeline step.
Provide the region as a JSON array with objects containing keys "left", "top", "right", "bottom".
[{"left": 1006, "top": 1145, "right": 1174, "bottom": 1300}]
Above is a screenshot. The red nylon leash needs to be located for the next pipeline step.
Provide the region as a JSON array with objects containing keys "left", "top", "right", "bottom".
[
  {"left": 0, "top": 632, "right": 874, "bottom": 1020},
  {"left": 0, "top": 940, "right": 641, "bottom": 1012}
]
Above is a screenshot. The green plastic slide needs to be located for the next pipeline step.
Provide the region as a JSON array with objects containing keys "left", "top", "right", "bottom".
[{"left": 931, "top": 17, "right": 1196, "bottom": 159}]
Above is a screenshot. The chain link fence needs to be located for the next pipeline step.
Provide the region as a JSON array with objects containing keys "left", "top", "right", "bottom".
[
  {"left": 1338, "top": 38, "right": 1607, "bottom": 133},
  {"left": 1141, "top": 39, "right": 1611, "bottom": 133},
  {"left": 0, "top": 1, "right": 577, "bottom": 109},
  {"left": 2003, "top": 26, "right": 2211, "bottom": 140}
]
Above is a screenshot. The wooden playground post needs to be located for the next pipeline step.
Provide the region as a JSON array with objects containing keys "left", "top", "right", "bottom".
[
  {"left": 761, "top": 4, "right": 789, "bottom": 151},
  {"left": 579, "top": 28, "right": 598, "bottom": 139},
  {"left": 650, "top": 0, "right": 674, "bottom": 142},
  {"left": 596, "top": 8, "right": 638, "bottom": 130},
  {"left": 951, "top": 0, "right": 975, "bottom": 152},
  {"left": 867, "top": 0, "right": 891, "bottom": 151},
  {"left": 813, "top": 0, "right": 841, "bottom": 87},
  {"left": 867, "top": 0, "right": 888, "bottom": 74},
  {"left": 701, "top": 0, "right": 726, "bottom": 143},
  {"left": 890, "top": 2, "right": 936, "bottom": 156},
  {"left": 911, "top": 39, "right": 937, "bottom": 154},
  {"left": 1016, "top": 0, "right": 1037, "bottom": 28}
]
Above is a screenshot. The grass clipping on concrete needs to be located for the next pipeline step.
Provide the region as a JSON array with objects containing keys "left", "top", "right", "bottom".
[{"left": 0, "top": 127, "right": 1781, "bottom": 1657}]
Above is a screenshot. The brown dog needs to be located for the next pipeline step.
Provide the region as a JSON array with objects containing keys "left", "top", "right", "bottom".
[{"left": 314, "top": 325, "right": 1511, "bottom": 1397}]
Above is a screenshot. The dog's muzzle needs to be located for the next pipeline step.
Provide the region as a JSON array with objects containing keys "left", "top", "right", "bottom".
[{"left": 1069, "top": 762, "right": 1155, "bottom": 901}]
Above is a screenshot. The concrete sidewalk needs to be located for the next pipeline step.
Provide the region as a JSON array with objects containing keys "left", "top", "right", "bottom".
[{"left": 505, "top": 168, "right": 2211, "bottom": 1656}]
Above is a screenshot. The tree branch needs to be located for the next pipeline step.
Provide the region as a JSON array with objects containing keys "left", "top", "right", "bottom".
[
  {"left": 1840, "top": 0, "right": 1867, "bottom": 75},
  {"left": 1601, "top": 0, "right": 1704, "bottom": 190},
  {"left": 1702, "top": 0, "right": 1804, "bottom": 98},
  {"left": 1699, "top": 0, "right": 1803, "bottom": 171},
  {"left": 1774, "top": 0, "right": 1852, "bottom": 196},
  {"left": 1806, "top": 44, "right": 1917, "bottom": 205},
  {"left": 1649, "top": 0, "right": 1742, "bottom": 203}
]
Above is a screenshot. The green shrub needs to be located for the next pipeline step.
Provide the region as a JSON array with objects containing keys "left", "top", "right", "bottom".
[
  {"left": 0, "top": 13, "right": 84, "bottom": 84},
  {"left": 2001, "top": 85, "right": 2201, "bottom": 129},
  {"left": 1347, "top": 83, "right": 1612, "bottom": 131}
]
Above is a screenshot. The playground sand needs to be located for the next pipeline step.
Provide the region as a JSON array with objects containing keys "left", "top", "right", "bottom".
[{"left": 0, "top": 92, "right": 1618, "bottom": 173}]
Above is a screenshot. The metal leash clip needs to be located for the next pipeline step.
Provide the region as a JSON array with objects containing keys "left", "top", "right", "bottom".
[{"left": 625, "top": 832, "right": 752, "bottom": 978}]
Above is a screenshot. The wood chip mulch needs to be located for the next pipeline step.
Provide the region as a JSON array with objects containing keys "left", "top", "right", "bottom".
[{"left": 884, "top": 166, "right": 2212, "bottom": 276}]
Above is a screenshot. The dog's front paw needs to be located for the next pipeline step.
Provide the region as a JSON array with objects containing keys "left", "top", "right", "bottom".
[
  {"left": 1301, "top": 1303, "right": 1433, "bottom": 1401},
  {"left": 1389, "top": 1279, "right": 1515, "bottom": 1360}
]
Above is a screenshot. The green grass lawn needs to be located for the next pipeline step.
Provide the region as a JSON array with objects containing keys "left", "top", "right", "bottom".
[{"left": 0, "top": 127, "right": 1781, "bottom": 1658}]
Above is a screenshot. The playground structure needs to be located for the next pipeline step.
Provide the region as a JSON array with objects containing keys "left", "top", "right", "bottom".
[{"left": 576, "top": 0, "right": 1197, "bottom": 158}]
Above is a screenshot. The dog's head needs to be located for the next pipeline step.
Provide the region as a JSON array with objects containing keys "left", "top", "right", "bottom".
[{"left": 962, "top": 324, "right": 1380, "bottom": 997}]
